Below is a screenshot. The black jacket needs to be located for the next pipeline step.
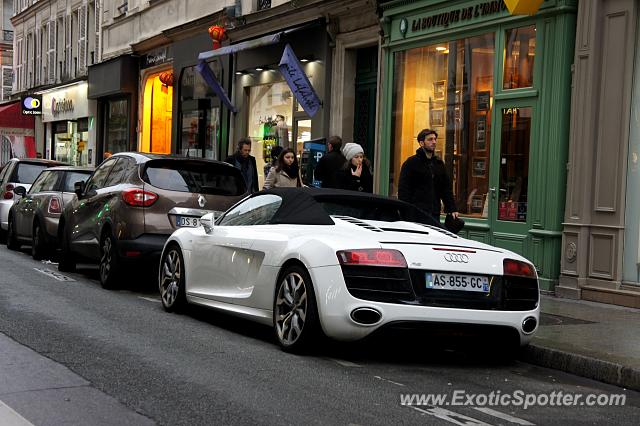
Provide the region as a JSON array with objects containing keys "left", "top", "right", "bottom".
[
  {"left": 225, "top": 153, "right": 259, "bottom": 193},
  {"left": 398, "top": 148, "right": 456, "bottom": 217},
  {"left": 314, "top": 150, "right": 347, "bottom": 188},
  {"left": 336, "top": 163, "right": 373, "bottom": 193}
]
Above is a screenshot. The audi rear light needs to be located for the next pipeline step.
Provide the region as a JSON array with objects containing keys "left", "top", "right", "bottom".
[
  {"left": 503, "top": 259, "right": 536, "bottom": 278},
  {"left": 337, "top": 249, "right": 407, "bottom": 268},
  {"left": 48, "top": 197, "right": 62, "bottom": 214},
  {"left": 3, "top": 184, "right": 14, "bottom": 199},
  {"left": 122, "top": 189, "right": 158, "bottom": 207}
]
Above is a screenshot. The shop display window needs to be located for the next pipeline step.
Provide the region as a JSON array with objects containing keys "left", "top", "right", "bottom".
[
  {"left": 391, "top": 32, "right": 495, "bottom": 217},
  {"left": 503, "top": 25, "right": 536, "bottom": 90},
  {"left": 179, "top": 63, "right": 222, "bottom": 159},
  {"left": 247, "top": 81, "right": 293, "bottom": 188},
  {"left": 53, "top": 120, "right": 89, "bottom": 166},
  {"left": 141, "top": 71, "right": 173, "bottom": 155},
  {"left": 105, "top": 99, "right": 129, "bottom": 156}
]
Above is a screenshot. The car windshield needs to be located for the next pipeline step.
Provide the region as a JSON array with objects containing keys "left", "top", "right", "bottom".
[
  {"left": 143, "top": 160, "right": 247, "bottom": 196},
  {"left": 15, "top": 163, "right": 49, "bottom": 184},
  {"left": 63, "top": 171, "right": 93, "bottom": 192}
]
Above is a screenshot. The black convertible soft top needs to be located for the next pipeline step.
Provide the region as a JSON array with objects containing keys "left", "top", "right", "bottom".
[{"left": 256, "top": 187, "right": 441, "bottom": 227}]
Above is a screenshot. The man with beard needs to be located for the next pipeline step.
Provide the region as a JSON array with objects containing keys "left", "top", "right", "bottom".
[
  {"left": 398, "top": 129, "right": 459, "bottom": 224},
  {"left": 226, "top": 138, "right": 259, "bottom": 193}
]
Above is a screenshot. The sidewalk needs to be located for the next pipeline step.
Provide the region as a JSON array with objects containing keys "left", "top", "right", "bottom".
[{"left": 520, "top": 295, "right": 640, "bottom": 391}]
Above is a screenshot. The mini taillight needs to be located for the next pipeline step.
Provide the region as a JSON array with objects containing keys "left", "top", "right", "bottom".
[
  {"left": 122, "top": 189, "right": 158, "bottom": 207},
  {"left": 503, "top": 259, "right": 536, "bottom": 278},
  {"left": 48, "top": 197, "right": 62, "bottom": 214},
  {"left": 337, "top": 249, "right": 407, "bottom": 267},
  {"left": 3, "top": 184, "right": 14, "bottom": 199}
]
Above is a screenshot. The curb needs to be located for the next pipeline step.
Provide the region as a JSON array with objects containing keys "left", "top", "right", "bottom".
[{"left": 520, "top": 344, "right": 640, "bottom": 392}]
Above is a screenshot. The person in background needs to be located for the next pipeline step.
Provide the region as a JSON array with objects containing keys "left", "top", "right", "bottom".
[
  {"left": 337, "top": 142, "right": 373, "bottom": 193},
  {"left": 103, "top": 152, "right": 112, "bottom": 161},
  {"left": 225, "top": 138, "right": 259, "bottom": 193},
  {"left": 275, "top": 114, "right": 290, "bottom": 149},
  {"left": 314, "top": 136, "right": 347, "bottom": 188},
  {"left": 264, "top": 145, "right": 284, "bottom": 178},
  {"left": 398, "top": 129, "right": 458, "bottom": 223},
  {"left": 263, "top": 148, "right": 302, "bottom": 189}
]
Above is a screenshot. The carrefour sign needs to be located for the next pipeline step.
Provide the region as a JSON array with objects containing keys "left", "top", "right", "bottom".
[{"left": 41, "top": 82, "right": 88, "bottom": 122}]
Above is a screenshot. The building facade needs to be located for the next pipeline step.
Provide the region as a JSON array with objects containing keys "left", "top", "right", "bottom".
[
  {"left": 558, "top": 0, "right": 640, "bottom": 308},
  {"left": 1, "top": 0, "right": 13, "bottom": 102}
]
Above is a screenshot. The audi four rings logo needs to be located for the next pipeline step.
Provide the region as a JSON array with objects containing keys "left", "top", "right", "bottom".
[{"left": 444, "top": 253, "right": 469, "bottom": 263}]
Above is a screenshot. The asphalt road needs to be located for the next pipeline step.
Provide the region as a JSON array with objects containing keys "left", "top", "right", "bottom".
[{"left": 0, "top": 246, "right": 639, "bottom": 426}]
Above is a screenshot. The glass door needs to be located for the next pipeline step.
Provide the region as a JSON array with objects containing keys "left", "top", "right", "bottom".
[{"left": 488, "top": 100, "right": 535, "bottom": 247}]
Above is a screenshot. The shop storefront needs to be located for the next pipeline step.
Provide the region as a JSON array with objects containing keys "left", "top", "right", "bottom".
[
  {"left": 88, "top": 55, "right": 139, "bottom": 161},
  {"left": 379, "top": 0, "right": 577, "bottom": 290},
  {"left": 139, "top": 46, "right": 174, "bottom": 155},
  {"left": 40, "top": 82, "right": 97, "bottom": 167},
  {"left": 230, "top": 23, "right": 330, "bottom": 188}
]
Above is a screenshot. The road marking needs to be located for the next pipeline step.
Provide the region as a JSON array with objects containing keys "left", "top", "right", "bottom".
[
  {"left": 139, "top": 297, "right": 161, "bottom": 303},
  {"left": 408, "top": 406, "right": 493, "bottom": 426},
  {"left": 326, "top": 358, "right": 362, "bottom": 368},
  {"left": 373, "top": 375, "right": 405, "bottom": 387},
  {"left": 0, "top": 400, "right": 34, "bottom": 426},
  {"left": 473, "top": 407, "right": 534, "bottom": 425},
  {"left": 33, "top": 268, "right": 75, "bottom": 282}
]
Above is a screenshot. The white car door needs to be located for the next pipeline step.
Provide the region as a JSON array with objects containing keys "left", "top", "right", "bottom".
[{"left": 187, "top": 194, "right": 283, "bottom": 304}]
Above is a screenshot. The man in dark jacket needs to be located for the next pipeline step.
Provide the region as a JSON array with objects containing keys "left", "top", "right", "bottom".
[
  {"left": 398, "top": 129, "right": 459, "bottom": 221},
  {"left": 225, "top": 138, "right": 259, "bottom": 193},
  {"left": 314, "top": 136, "right": 347, "bottom": 188}
]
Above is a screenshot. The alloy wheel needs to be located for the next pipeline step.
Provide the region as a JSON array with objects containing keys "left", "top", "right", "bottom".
[
  {"left": 275, "top": 272, "right": 308, "bottom": 346},
  {"left": 160, "top": 249, "right": 182, "bottom": 308}
]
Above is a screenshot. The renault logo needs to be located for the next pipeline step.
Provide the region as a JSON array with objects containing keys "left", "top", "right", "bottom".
[
  {"left": 198, "top": 195, "right": 206, "bottom": 208},
  {"left": 444, "top": 253, "right": 469, "bottom": 263}
]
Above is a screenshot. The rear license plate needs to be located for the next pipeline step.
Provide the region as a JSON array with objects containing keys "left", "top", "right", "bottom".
[
  {"left": 176, "top": 216, "right": 200, "bottom": 227},
  {"left": 425, "top": 273, "right": 489, "bottom": 293}
]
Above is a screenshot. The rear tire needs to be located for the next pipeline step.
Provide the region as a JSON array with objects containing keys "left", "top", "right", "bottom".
[
  {"left": 159, "top": 245, "right": 187, "bottom": 312},
  {"left": 58, "top": 223, "right": 76, "bottom": 272},
  {"left": 99, "top": 232, "right": 121, "bottom": 289},
  {"left": 32, "top": 220, "right": 47, "bottom": 260},
  {"left": 273, "top": 265, "right": 321, "bottom": 353},
  {"left": 6, "top": 216, "right": 19, "bottom": 251}
]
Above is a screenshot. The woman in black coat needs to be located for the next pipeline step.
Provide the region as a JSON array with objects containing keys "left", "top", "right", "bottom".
[{"left": 337, "top": 143, "right": 373, "bottom": 193}]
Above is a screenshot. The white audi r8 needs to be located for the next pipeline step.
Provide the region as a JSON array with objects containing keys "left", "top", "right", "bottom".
[{"left": 158, "top": 188, "right": 540, "bottom": 352}]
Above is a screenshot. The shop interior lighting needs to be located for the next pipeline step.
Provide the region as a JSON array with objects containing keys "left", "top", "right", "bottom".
[
  {"left": 235, "top": 71, "right": 243, "bottom": 75},
  {"left": 255, "top": 67, "right": 264, "bottom": 71},
  {"left": 435, "top": 46, "right": 447, "bottom": 51},
  {"left": 300, "top": 58, "right": 309, "bottom": 62}
]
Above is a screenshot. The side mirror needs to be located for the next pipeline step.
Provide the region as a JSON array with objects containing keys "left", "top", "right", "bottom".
[
  {"left": 74, "top": 181, "right": 86, "bottom": 197},
  {"left": 201, "top": 212, "right": 216, "bottom": 234},
  {"left": 13, "top": 186, "right": 26, "bottom": 196}
]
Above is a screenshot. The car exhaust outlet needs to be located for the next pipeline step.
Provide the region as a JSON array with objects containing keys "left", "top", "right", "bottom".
[
  {"left": 350, "top": 308, "right": 382, "bottom": 325},
  {"left": 522, "top": 316, "right": 537, "bottom": 334}
]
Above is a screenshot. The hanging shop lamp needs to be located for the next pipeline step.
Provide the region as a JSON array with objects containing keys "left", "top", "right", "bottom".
[
  {"left": 504, "top": 0, "right": 543, "bottom": 16},
  {"left": 159, "top": 71, "right": 174, "bottom": 87},
  {"left": 208, "top": 25, "right": 225, "bottom": 50}
]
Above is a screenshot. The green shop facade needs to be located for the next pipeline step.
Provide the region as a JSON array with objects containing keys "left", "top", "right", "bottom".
[{"left": 377, "top": 0, "right": 577, "bottom": 290}]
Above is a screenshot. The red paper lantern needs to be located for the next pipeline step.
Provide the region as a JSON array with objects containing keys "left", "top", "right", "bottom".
[
  {"left": 159, "top": 71, "right": 174, "bottom": 87},
  {"left": 208, "top": 25, "right": 225, "bottom": 50}
]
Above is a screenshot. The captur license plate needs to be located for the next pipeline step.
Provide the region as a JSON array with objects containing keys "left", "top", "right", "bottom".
[
  {"left": 425, "top": 273, "right": 489, "bottom": 293},
  {"left": 176, "top": 216, "right": 200, "bottom": 227}
]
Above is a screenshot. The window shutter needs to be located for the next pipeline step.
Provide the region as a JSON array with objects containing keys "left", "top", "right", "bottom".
[
  {"left": 95, "top": 0, "right": 101, "bottom": 64},
  {"left": 48, "top": 21, "right": 56, "bottom": 83},
  {"left": 35, "top": 29, "right": 41, "bottom": 86},
  {"left": 78, "top": 5, "right": 87, "bottom": 73},
  {"left": 66, "top": 14, "right": 72, "bottom": 79}
]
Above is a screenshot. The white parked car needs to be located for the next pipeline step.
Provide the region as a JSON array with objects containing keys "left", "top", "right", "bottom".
[{"left": 158, "top": 188, "right": 539, "bottom": 352}]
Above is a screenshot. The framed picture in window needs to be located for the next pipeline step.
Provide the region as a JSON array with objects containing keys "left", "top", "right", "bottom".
[
  {"left": 433, "top": 80, "right": 446, "bottom": 101},
  {"left": 475, "top": 118, "right": 486, "bottom": 151},
  {"left": 470, "top": 194, "right": 485, "bottom": 214},
  {"left": 430, "top": 108, "right": 444, "bottom": 127},
  {"left": 477, "top": 91, "right": 491, "bottom": 111},
  {"left": 472, "top": 157, "right": 487, "bottom": 177}
]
